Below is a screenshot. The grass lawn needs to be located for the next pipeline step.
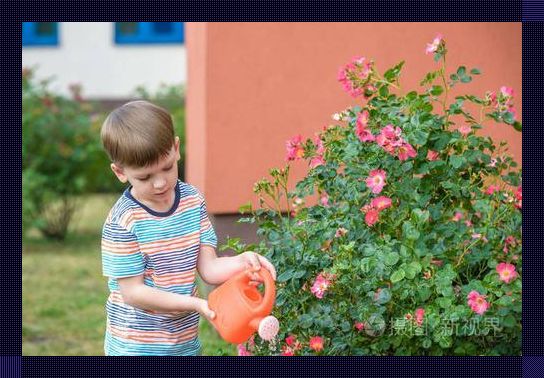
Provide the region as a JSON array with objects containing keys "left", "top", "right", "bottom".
[{"left": 22, "top": 194, "right": 236, "bottom": 356}]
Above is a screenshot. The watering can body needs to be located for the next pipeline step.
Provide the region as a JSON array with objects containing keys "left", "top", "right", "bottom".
[{"left": 208, "top": 268, "right": 276, "bottom": 344}]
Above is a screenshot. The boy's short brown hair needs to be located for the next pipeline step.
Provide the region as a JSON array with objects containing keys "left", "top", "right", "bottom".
[{"left": 101, "top": 100, "right": 175, "bottom": 167}]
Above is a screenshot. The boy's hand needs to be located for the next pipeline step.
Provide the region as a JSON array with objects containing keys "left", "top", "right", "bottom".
[
  {"left": 196, "top": 298, "right": 216, "bottom": 322},
  {"left": 239, "top": 251, "right": 277, "bottom": 284}
]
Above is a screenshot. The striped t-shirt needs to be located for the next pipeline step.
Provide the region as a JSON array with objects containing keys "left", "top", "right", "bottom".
[{"left": 101, "top": 180, "right": 217, "bottom": 356}]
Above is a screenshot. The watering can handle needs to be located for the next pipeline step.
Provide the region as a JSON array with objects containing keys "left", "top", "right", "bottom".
[{"left": 249, "top": 268, "right": 275, "bottom": 315}]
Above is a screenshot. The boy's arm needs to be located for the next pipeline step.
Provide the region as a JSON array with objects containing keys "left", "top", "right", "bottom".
[
  {"left": 197, "top": 245, "right": 277, "bottom": 285},
  {"left": 117, "top": 274, "right": 216, "bottom": 321}
]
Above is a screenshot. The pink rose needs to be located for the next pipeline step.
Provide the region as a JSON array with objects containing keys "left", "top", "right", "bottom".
[
  {"left": 365, "top": 209, "right": 380, "bottom": 226},
  {"left": 425, "top": 34, "right": 443, "bottom": 54},
  {"left": 366, "top": 169, "right": 387, "bottom": 194},
  {"left": 496, "top": 262, "right": 518, "bottom": 283}
]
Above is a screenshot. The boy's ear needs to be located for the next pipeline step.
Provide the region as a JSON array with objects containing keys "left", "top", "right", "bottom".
[
  {"left": 110, "top": 163, "right": 128, "bottom": 183},
  {"left": 174, "top": 136, "right": 181, "bottom": 160}
]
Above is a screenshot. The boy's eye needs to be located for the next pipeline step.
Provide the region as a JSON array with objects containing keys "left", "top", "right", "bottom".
[{"left": 135, "top": 164, "right": 173, "bottom": 181}]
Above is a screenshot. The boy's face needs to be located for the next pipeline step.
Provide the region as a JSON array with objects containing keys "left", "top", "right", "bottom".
[{"left": 111, "top": 137, "right": 181, "bottom": 210}]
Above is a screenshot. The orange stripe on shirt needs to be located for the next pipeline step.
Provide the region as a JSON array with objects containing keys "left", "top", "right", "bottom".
[
  {"left": 102, "top": 240, "right": 140, "bottom": 255},
  {"left": 139, "top": 233, "right": 200, "bottom": 255},
  {"left": 108, "top": 324, "right": 198, "bottom": 344},
  {"left": 152, "top": 271, "right": 196, "bottom": 286}
]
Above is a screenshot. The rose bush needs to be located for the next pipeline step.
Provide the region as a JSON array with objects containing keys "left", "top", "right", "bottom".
[{"left": 226, "top": 35, "right": 522, "bottom": 355}]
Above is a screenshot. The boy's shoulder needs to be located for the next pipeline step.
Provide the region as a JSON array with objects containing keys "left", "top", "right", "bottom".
[
  {"left": 178, "top": 180, "right": 205, "bottom": 202},
  {"left": 104, "top": 191, "right": 140, "bottom": 228}
]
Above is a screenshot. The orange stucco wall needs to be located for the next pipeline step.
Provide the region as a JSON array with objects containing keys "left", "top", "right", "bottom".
[{"left": 186, "top": 22, "right": 521, "bottom": 214}]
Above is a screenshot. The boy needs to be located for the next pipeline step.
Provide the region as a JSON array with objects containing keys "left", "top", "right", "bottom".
[{"left": 100, "top": 100, "right": 276, "bottom": 356}]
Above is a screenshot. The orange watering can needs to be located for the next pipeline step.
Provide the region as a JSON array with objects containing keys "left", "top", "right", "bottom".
[{"left": 208, "top": 268, "right": 279, "bottom": 344}]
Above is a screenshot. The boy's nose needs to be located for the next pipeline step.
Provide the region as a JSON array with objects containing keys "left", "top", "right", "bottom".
[{"left": 153, "top": 178, "right": 166, "bottom": 189}]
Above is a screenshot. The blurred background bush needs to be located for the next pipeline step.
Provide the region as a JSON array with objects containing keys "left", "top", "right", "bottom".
[
  {"left": 23, "top": 68, "right": 103, "bottom": 240},
  {"left": 22, "top": 67, "right": 186, "bottom": 239}
]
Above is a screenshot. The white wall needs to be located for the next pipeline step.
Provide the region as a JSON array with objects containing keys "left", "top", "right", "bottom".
[{"left": 22, "top": 22, "right": 187, "bottom": 99}]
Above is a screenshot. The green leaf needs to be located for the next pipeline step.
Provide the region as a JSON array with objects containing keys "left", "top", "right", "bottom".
[
  {"left": 390, "top": 269, "right": 406, "bottom": 283},
  {"left": 439, "top": 285, "right": 454, "bottom": 297},
  {"left": 412, "top": 130, "right": 429, "bottom": 145},
  {"left": 341, "top": 321, "right": 352, "bottom": 332},
  {"left": 462, "top": 95, "right": 484, "bottom": 104},
  {"left": 277, "top": 269, "right": 294, "bottom": 282},
  {"left": 422, "top": 102, "right": 434, "bottom": 113},
  {"left": 298, "top": 313, "right": 314, "bottom": 328},
  {"left": 420, "top": 71, "right": 440, "bottom": 86},
  {"left": 448, "top": 100, "right": 463, "bottom": 114},
  {"left": 502, "top": 315, "right": 517, "bottom": 328},
  {"left": 293, "top": 269, "right": 306, "bottom": 279},
  {"left": 418, "top": 287, "right": 432, "bottom": 301},
  {"left": 497, "top": 296, "right": 513, "bottom": 306},
  {"left": 363, "top": 245, "right": 376, "bottom": 257},
  {"left": 502, "top": 111, "right": 515, "bottom": 125},
  {"left": 412, "top": 208, "right": 430, "bottom": 225},
  {"left": 454, "top": 346, "right": 465, "bottom": 354},
  {"left": 403, "top": 221, "right": 420, "bottom": 241},
  {"left": 361, "top": 257, "right": 376, "bottom": 273},
  {"left": 406, "top": 91, "right": 418, "bottom": 101},
  {"left": 238, "top": 201, "right": 253, "bottom": 214},
  {"left": 237, "top": 217, "right": 255, "bottom": 224},
  {"left": 402, "top": 161, "right": 414, "bottom": 172},
  {"left": 460, "top": 75, "right": 472, "bottom": 83},
  {"left": 366, "top": 313, "right": 386, "bottom": 336},
  {"left": 430, "top": 85, "right": 444, "bottom": 96},
  {"left": 473, "top": 199, "right": 492, "bottom": 214},
  {"left": 432, "top": 133, "right": 452, "bottom": 150},
  {"left": 470, "top": 68, "right": 481, "bottom": 75},
  {"left": 219, "top": 237, "right": 244, "bottom": 253},
  {"left": 374, "top": 288, "right": 392, "bottom": 304},
  {"left": 449, "top": 155, "right": 465, "bottom": 169},
  {"left": 436, "top": 297, "right": 452, "bottom": 309},
  {"left": 439, "top": 336, "right": 452, "bottom": 348},
  {"left": 502, "top": 172, "right": 521, "bottom": 186},
  {"left": 384, "top": 252, "right": 400, "bottom": 266},
  {"left": 512, "top": 121, "right": 522, "bottom": 131},
  {"left": 405, "top": 261, "right": 422, "bottom": 279},
  {"left": 384, "top": 61, "right": 405, "bottom": 82},
  {"left": 456, "top": 66, "right": 467, "bottom": 76},
  {"left": 275, "top": 294, "right": 286, "bottom": 307}
]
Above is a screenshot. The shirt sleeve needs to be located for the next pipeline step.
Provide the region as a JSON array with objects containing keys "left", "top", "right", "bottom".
[
  {"left": 101, "top": 222, "right": 145, "bottom": 278},
  {"left": 198, "top": 194, "right": 217, "bottom": 248}
]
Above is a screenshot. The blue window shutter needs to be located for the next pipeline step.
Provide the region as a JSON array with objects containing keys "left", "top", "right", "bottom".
[
  {"left": 22, "top": 22, "right": 59, "bottom": 47},
  {"left": 114, "top": 22, "right": 184, "bottom": 45}
]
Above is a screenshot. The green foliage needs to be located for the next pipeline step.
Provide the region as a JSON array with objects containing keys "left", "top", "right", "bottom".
[
  {"left": 22, "top": 68, "right": 102, "bottom": 239},
  {"left": 229, "top": 39, "right": 522, "bottom": 355}
]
